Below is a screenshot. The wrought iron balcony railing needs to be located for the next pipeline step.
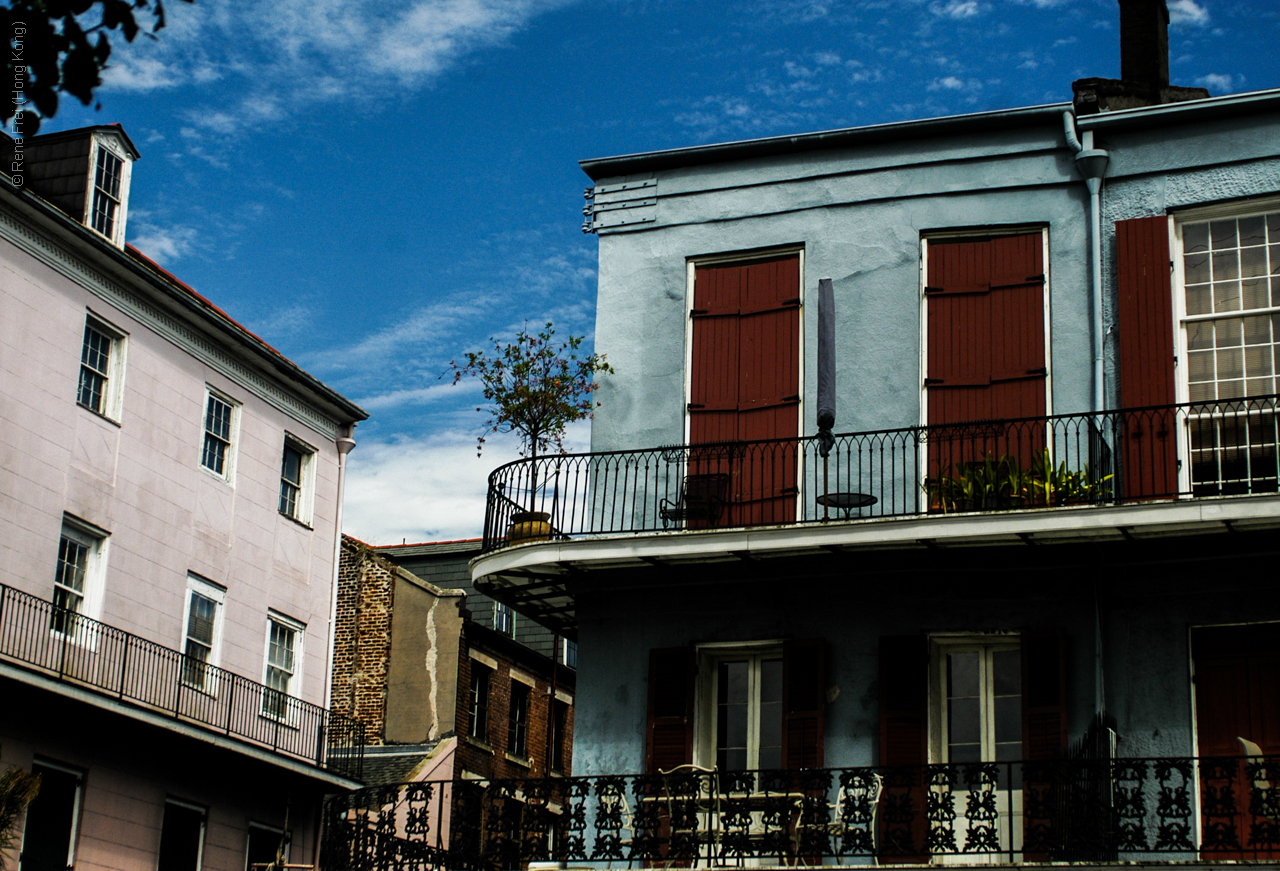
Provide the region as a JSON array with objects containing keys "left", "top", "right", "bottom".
[
  {"left": 0, "top": 582, "right": 364, "bottom": 779},
  {"left": 482, "top": 394, "right": 1280, "bottom": 552},
  {"left": 323, "top": 758, "right": 1280, "bottom": 869}
]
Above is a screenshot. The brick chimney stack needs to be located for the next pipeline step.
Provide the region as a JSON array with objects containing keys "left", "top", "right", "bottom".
[
  {"left": 1072, "top": 0, "right": 1209, "bottom": 114},
  {"left": 1119, "top": 0, "right": 1169, "bottom": 88}
]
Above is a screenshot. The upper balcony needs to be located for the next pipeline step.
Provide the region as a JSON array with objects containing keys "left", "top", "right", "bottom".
[
  {"left": 474, "top": 396, "right": 1280, "bottom": 634},
  {"left": 0, "top": 582, "right": 364, "bottom": 786}
]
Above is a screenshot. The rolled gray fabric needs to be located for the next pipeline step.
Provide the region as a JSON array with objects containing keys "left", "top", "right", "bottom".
[{"left": 817, "top": 277, "right": 836, "bottom": 432}]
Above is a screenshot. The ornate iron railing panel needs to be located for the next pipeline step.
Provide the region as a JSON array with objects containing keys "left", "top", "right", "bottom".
[
  {"left": 322, "top": 757, "right": 1280, "bottom": 869},
  {"left": 0, "top": 581, "right": 363, "bottom": 779},
  {"left": 481, "top": 394, "right": 1279, "bottom": 552}
]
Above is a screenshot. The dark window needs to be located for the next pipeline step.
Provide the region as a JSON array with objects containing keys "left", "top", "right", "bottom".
[
  {"left": 468, "top": 665, "right": 491, "bottom": 741},
  {"left": 90, "top": 147, "right": 123, "bottom": 238},
  {"left": 493, "top": 602, "right": 514, "bottom": 637},
  {"left": 550, "top": 700, "right": 569, "bottom": 773},
  {"left": 19, "top": 762, "right": 81, "bottom": 871},
  {"left": 245, "top": 824, "right": 290, "bottom": 870},
  {"left": 508, "top": 681, "right": 531, "bottom": 758},
  {"left": 158, "top": 801, "right": 205, "bottom": 871},
  {"left": 562, "top": 638, "right": 578, "bottom": 669},
  {"left": 279, "top": 442, "right": 308, "bottom": 519},
  {"left": 201, "top": 392, "right": 234, "bottom": 476},
  {"left": 77, "top": 321, "right": 112, "bottom": 412}
]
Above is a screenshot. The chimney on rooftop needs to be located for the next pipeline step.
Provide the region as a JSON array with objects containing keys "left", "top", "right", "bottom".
[
  {"left": 1119, "top": 0, "right": 1169, "bottom": 88},
  {"left": 7, "top": 125, "right": 140, "bottom": 249},
  {"left": 1072, "top": 0, "right": 1209, "bottom": 114}
]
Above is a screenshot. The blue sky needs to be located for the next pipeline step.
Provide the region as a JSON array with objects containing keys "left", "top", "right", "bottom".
[{"left": 42, "top": 0, "right": 1280, "bottom": 544}]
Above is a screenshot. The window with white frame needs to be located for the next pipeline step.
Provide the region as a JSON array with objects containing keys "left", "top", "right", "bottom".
[
  {"left": 278, "top": 436, "right": 315, "bottom": 523},
  {"left": 245, "top": 823, "right": 290, "bottom": 870},
  {"left": 493, "top": 602, "right": 515, "bottom": 637},
  {"left": 694, "top": 645, "right": 783, "bottom": 772},
  {"left": 182, "top": 575, "right": 225, "bottom": 691},
  {"left": 200, "top": 388, "right": 239, "bottom": 479},
  {"left": 76, "top": 313, "right": 126, "bottom": 419},
  {"left": 20, "top": 760, "right": 84, "bottom": 870},
  {"left": 52, "top": 518, "right": 107, "bottom": 634},
  {"left": 90, "top": 145, "right": 124, "bottom": 240},
  {"left": 1178, "top": 209, "right": 1280, "bottom": 495},
  {"left": 157, "top": 799, "right": 206, "bottom": 871},
  {"left": 562, "top": 637, "right": 578, "bottom": 669},
  {"left": 262, "top": 613, "right": 303, "bottom": 719},
  {"left": 931, "top": 638, "right": 1022, "bottom": 766}
]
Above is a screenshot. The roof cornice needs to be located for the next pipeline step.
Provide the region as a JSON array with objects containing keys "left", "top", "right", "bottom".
[
  {"left": 579, "top": 102, "right": 1072, "bottom": 180},
  {"left": 1075, "top": 87, "right": 1280, "bottom": 131}
]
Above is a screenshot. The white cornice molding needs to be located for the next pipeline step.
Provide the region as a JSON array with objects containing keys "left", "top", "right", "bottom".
[{"left": 0, "top": 202, "right": 341, "bottom": 439}]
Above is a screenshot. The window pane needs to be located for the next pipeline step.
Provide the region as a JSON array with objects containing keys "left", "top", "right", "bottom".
[
  {"left": 717, "top": 661, "right": 749, "bottom": 771},
  {"left": 1214, "top": 280, "right": 1241, "bottom": 312},
  {"left": 1184, "top": 223, "right": 1209, "bottom": 253},
  {"left": 948, "top": 695, "right": 981, "bottom": 747},
  {"left": 1187, "top": 321, "right": 1214, "bottom": 351},
  {"left": 57, "top": 536, "right": 89, "bottom": 594},
  {"left": 1241, "top": 246, "right": 1268, "bottom": 279},
  {"left": 1243, "top": 278, "right": 1269, "bottom": 310},
  {"left": 947, "top": 650, "right": 980, "bottom": 698},
  {"left": 1239, "top": 216, "right": 1267, "bottom": 247},
  {"left": 157, "top": 803, "right": 205, "bottom": 871},
  {"left": 188, "top": 594, "right": 216, "bottom": 645},
  {"left": 758, "top": 658, "right": 783, "bottom": 769},
  {"left": 21, "top": 765, "right": 80, "bottom": 869},
  {"left": 1211, "top": 219, "right": 1237, "bottom": 250},
  {"left": 1184, "top": 252, "right": 1210, "bottom": 284},
  {"left": 992, "top": 649, "right": 1020, "bottom": 696},
  {"left": 281, "top": 446, "right": 303, "bottom": 485},
  {"left": 994, "top": 695, "right": 1022, "bottom": 747}
]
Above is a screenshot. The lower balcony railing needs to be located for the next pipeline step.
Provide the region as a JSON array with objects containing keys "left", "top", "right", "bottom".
[
  {"left": 0, "top": 582, "right": 364, "bottom": 779},
  {"left": 322, "top": 758, "right": 1280, "bottom": 869},
  {"left": 482, "top": 394, "right": 1280, "bottom": 552}
]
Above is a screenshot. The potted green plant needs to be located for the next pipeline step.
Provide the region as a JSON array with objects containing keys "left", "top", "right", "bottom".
[{"left": 449, "top": 322, "right": 613, "bottom": 544}]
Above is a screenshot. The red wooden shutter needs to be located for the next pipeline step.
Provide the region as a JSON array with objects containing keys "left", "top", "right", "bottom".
[
  {"left": 926, "top": 235, "right": 1046, "bottom": 487},
  {"left": 1021, "top": 632, "right": 1067, "bottom": 759},
  {"left": 1115, "top": 216, "right": 1178, "bottom": 499},
  {"left": 879, "top": 635, "right": 928, "bottom": 766},
  {"left": 878, "top": 635, "right": 928, "bottom": 863},
  {"left": 646, "top": 646, "right": 695, "bottom": 773},
  {"left": 782, "top": 638, "right": 825, "bottom": 769},
  {"left": 690, "top": 256, "right": 800, "bottom": 525}
]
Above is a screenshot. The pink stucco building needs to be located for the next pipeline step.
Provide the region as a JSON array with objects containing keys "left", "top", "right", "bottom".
[{"left": 0, "top": 124, "right": 367, "bottom": 869}]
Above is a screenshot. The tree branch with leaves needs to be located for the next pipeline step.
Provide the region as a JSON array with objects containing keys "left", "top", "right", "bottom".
[{"left": 447, "top": 321, "right": 613, "bottom": 466}]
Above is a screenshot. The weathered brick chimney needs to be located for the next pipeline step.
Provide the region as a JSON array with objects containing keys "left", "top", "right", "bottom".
[{"left": 1072, "top": 0, "right": 1210, "bottom": 114}]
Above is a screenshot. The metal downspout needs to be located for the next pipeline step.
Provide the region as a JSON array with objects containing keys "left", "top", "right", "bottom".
[
  {"left": 1065, "top": 110, "right": 1110, "bottom": 718},
  {"left": 323, "top": 425, "right": 358, "bottom": 717}
]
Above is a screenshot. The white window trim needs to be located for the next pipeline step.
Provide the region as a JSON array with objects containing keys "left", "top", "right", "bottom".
[
  {"left": 261, "top": 611, "right": 305, "bottom": 722},
  {"left": 83, "top": 134, "right": 133, "bottom": 248},
  {"left": 54, "top": 514, "right": 109, "bottom": 638},
  {"left": 1170, "top": 198, "right": 1280, "bottom": 496},
  {"left": 927, "top": 633, "right": 1021, "bottom": 765},
  {"left": 182, "top": 573, "right": 226, "bottom": 693},
  {"left": 278, "top": 433, "right": 317, "bottom": 526},
  {"left": 162, "top": 798, "right": 208, "bottom": 871},
  {"left": 78, "top": 310, "right": 129, "bottom": 422},
  {"left": 493, "top": 601, "right": 515, "bottom": 637},
  {"left": 245, "top": 822, "right": 291, "bottom": 870},
  {"left": 691, "top": 640, "right": 784, "bottom": 772},
  {"left": 683, "top": 247, "right": 806, "bottom": 523},
  {"left": 200, "top": 386, "right": 241, "bottom": 485},
  {"left": 26, "top": 759, "right": 84, "bottom": 870}
]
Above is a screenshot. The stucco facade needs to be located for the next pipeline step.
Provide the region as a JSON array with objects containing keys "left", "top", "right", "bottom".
[{"left": 1, "top": 126, "right": 366, "bottom": 869}]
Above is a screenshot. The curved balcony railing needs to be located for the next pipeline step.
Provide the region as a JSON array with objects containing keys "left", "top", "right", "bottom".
[
  {"left": 482, "top": 394, "right": 1280, "bottom": 552},
  {"left": 0, "top": 582, "right": 364, "bottom": 780},
  {"left": 323, "top": 757, "right": 1280, "bottom": 869}
]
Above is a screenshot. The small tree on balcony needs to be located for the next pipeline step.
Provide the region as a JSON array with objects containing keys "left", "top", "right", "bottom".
[{"left": 448, "top": 322, "right": 613, "bottom": 508}]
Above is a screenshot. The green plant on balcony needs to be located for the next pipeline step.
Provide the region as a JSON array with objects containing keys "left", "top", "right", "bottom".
[{"left": 927, "top": 449, "right": 1113, "bottom": 513}]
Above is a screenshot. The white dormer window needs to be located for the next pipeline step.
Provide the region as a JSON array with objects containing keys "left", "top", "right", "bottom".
[{"left": 90, "top": 147, "right": 124, "bottom": 240}]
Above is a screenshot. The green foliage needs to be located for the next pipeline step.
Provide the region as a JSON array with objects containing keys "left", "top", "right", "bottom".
[
  {"left": 2, "top": 0, "right": 193, "bottom": 134},
  {"left": 0, "top": 764, "right": 40, "bottom": 862},
  {"left": 927, "top": 449, "right": 1113, "bottom": 513},
  {"left": 448, "top": 322, "right": 613, "bottom": 460}
]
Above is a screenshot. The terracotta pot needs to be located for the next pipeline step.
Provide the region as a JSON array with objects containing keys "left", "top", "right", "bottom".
[{"left": 507, "top": 511, "right": 552, "bottom": 544}]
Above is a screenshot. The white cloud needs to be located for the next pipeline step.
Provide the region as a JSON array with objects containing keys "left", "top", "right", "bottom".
[
  {"left": 342, "top": 420, "right": 590, "bottom": 545},
  {"left": 1195, "top": 72, "right": 1235, "bottom": 93},
  {"left": 1168, "top": 0, "right": 1209, "bottom": 26},
  {"left": 929, "top": 0, "right": 982, "bottom": 19},
  {"left": 928, "top": 76, "right": 970, "bottom": 91},
  {"left": 358, "top": 380, "right": 479, "bottom": 412},
  {"left": 102, "top": 0, "right": 579, "bottom": 122},
  {"left": 128, "top": 223, "right": 200, "bottom": 264}
]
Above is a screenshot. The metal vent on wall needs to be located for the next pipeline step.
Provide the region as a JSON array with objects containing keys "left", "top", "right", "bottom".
[{"left": 582, "top": 178, "right": 657, "bottom": 233}]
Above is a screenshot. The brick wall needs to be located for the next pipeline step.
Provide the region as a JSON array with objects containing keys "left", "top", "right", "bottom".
[
  {"left": 453, "top": 627, "right": 576, "bottom": 779},
  {"left": 330, "top": 536, "right": 397, "bottom": 744}
]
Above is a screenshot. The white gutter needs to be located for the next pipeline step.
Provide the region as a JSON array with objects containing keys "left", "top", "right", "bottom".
[
  {"left": 1063, "top": 111, "right": 1110, "bottom": 413},
  {"left": 322, "top": 425, "right": 358, "bottom": 717}
]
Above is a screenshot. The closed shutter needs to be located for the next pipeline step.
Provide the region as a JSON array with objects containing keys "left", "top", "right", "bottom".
[
  {"left": 782, "top": 638, "right": 825, "bottom": 769},
  {"left": 690, "top": 256, "right": 800, "bottom": 525},
  {"left": 879, "top": 635, "right": 928, "bottom": 863},
  {"left": 1115, "top": 216, "right": 1178, "bottom": 499},
  {"left": 1021, "top": 632, "right": 1067, "bottom": 759},
  {"left": 646, "top": 646, "right": 695, "bottom": 773},
  {"left": 926, "top": 234, "right": 1047, "bottom": 485}
]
